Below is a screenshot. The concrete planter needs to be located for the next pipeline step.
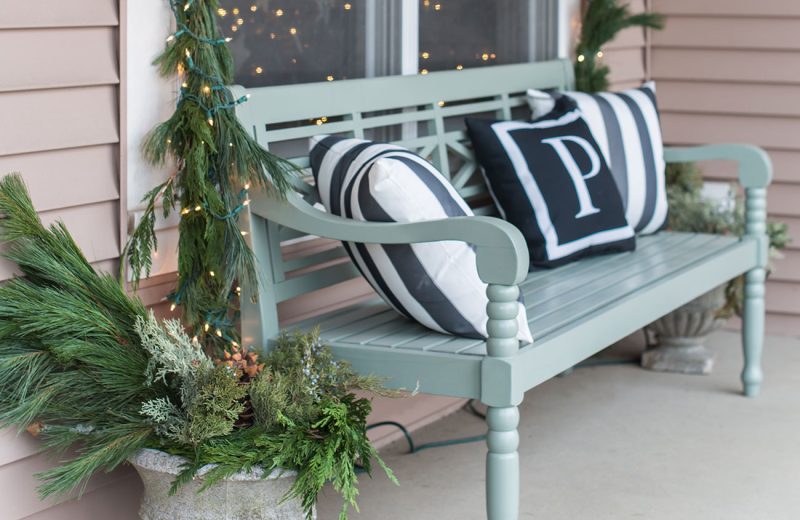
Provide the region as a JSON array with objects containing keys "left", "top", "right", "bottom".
[
  {"left": 129, "top": 448, "right": 312, "bottom": 520},
  {"left": 642, "top": 285, "right": 728, "bottom": 375}
]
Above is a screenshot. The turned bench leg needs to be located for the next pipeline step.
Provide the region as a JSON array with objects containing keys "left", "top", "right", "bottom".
[
  {"left": 742, "top": 266, "right": 766, "bottom": 397},
  {"left": 485, "top": 284, "right": 522, "bottom": 519},
  {"left": 487, "top": 405, "right": 520, "bottom": 520},
  {"left": 742, "top": 186, "right": 768, "bottom": 398}
]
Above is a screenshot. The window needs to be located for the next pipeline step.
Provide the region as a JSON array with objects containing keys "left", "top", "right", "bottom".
[{"left": 217, "top": 0, "right": 559, "bottom": 87}]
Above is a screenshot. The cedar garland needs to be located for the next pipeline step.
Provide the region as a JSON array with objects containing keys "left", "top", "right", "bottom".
[{"left": 125, "top": 0, "right": 298, "bottom": 352}]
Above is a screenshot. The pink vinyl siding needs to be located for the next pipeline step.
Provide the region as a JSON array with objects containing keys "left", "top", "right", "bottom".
[
  {"left": 0, "top": 1, "right": 139, "bottom": 518},
  {"left": 652, "top": 0, "right": 800, "bottom": 336}
]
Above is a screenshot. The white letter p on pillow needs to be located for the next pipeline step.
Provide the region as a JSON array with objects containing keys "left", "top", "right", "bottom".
[{"left": 541, "top": 135, "right": 602, "bottom": 219}]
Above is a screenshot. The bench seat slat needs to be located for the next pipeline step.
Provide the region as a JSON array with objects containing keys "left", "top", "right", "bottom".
[
  {"left": 520, "top": 233, "right": 693, "bottom": 298},
  {"left": 529, "top": 235, "right": 737, "bottom": 340},
  {"left": 524, "top": 234, "right": 714, "bottom": 315},
  {"left": 286, "top": 233, "right": 753, "bottom": 373}
]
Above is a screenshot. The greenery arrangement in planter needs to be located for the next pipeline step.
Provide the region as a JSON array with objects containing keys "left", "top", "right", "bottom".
[
  {"left": 642, "top": 163, "right": 791, "bottom": 373},
  {"left": 0, "top": 174, "right": 396, "bottom": 519}
]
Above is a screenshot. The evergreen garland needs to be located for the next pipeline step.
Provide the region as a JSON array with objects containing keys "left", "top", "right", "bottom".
[
  {"left": 126, "top": 0, "right": 298, "bottom": 352},
  {"left": 0, "top": 174, "right": 396, "bottom": 518},
  {"left": 575, "top": 0, "right": 664, "bottom": 92}
]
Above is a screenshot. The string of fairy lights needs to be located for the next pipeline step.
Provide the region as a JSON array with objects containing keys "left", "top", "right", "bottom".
[
  {"left": 163, "top": 0, "right": 255, "bottom": 348},
  {"left": 215, "top": 1, "right": 507, "bottom": 86}
]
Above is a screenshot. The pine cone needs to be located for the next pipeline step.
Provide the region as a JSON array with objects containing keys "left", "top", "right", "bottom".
[{"left": 215, "top": 344, "right": 265, "bottom": 382}]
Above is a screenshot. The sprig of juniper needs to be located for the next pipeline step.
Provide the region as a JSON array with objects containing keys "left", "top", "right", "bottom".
[
  {"left": 166, "top": 330, "right": 399, "bottom": 520},
  {"left": 127, "top": 0, "right": 299, "bottom": 351},
  {"left": 575, "top": 0, "right": 664, "bottom": 92}
]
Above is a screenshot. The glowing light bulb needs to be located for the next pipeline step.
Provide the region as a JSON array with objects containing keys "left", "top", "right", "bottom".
[
  {"left": 194, "top": 205, "right": 202, "bottom": 212},
  {"left": 202, "top": 85, "right": 211, "bottom": 94},
  {"left": 481, "top": 53, "right": 489, "bottom": 61},
  {"left": 596, "top": 51, "right": 604, "bottom": 58},
  {"left": 209, "top": 271, "right": 215, "bottom": 277},
  {"left": 421, "top": 51, "right": 430, "bottom": 59},
  {"left": 275, "top": 8, "right": 284, "bottom": 16},
  {"left": 166, "top": 34, "right": 175, "bottom": 43},
  {"left": 170, "top": 303, "right": 177, "bottom": 311},
  {"left": 204, "top": 323, "right": 211, "bottom": 332},
  {"left": 225, "top": 37, "right": 233, "bottom": 43},
  {"left": 420, "top": 68, "right": 429, "bottom": 75},
  {"left": 344, "top": 2, "right": 352, "bottom": 10},
  {"left": 243, "top": 199, "right": 251, "bottom": 206},
  {"left": 183, "top": 2, "right": 190, "bottom": 11},
  {"left": 326, "top": 75, "right": 334, "bottom": 81},
  {"left": 289, "top": 27, "right": 297, "bottom": 35},
  {"left": 240, "top": 231, "right": 249, "bottom": 236},
  {"left": 255, "top": 66, "right": 263, "bottom": 74},
  {"left": 456, "top": 64, "right": 463, "bottom": 70},
  {"left": 208, "top": 117, "right": 214, "bottom": 126},
  {"left": 437, "top": 100, "right": 445, "bottom": 107},
  {"left": 244, "top": 182, "right": 251, "bottom": 190},
  {"left": 181, "top": 208, "right": 191, "bottom": 215},
  {"left": 250, "top": 5, "right": 258, "bottom": 12},
  {"left": 216, "top": 329, "right": 223, "bottom": 337},
  {"left": 577, "top": 54, "right": 585, "bottom": 62}
]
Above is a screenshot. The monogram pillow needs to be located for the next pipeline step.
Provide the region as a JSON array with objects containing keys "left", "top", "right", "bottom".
[{"left": 466, "top": 97, "right": 635, "bottom": 268}]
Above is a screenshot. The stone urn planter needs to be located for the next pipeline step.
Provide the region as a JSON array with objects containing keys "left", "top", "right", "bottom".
[
  {"left": 129, "top": 448, "right": 313, "bottom": 520},
  {"left": 641, "top": 285, "right": 728, "bottom": 375}
]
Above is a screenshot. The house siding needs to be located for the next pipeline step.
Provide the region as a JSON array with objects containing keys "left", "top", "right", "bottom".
[
  {"left": 652, "top": 0, "right": 800, "bottom": 336},
  {"left": 0, "top": 2, "right": 140, "bottom": 518}
]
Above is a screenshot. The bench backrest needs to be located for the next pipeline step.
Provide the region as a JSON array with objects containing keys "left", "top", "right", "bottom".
[{"left": 233, "top": 59, "right": 574, "bottom": 341}]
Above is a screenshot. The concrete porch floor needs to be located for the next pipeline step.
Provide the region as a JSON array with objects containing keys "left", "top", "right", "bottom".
[{"left": 318, "top": 330, "right": 800, "bottom": 519}]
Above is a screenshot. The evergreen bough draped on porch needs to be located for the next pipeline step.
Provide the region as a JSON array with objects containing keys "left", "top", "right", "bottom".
[{"left": 126, "top": 0, "right": 298, "bottom": 351}]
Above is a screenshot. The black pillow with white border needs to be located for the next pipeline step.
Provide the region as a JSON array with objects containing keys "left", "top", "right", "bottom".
[
  {"left": 527, "top": 82, "right": 668, "bottom": 234},
  {"left": 309, "top": 135, "right": 533, "bottom": 344},
  {"left": 466, "top": 97, "right": 636, "bottom": 268}
]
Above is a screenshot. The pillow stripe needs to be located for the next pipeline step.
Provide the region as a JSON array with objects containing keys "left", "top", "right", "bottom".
[
  {"left": 591, "top": 94, "right": 629, "bottom": 202},
  {"left": 618, "top": 92, "right": 658, "bottom": 230},
  {"left": 309, "top": 135, "right": 533, "bottom": 342}
]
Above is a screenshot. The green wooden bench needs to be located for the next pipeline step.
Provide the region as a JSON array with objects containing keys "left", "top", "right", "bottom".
[{"left": 231, "top": 59, "right": 771, "bottom": 520}]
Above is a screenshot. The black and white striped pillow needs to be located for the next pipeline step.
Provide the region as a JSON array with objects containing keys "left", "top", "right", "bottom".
[
  {"left": 309, "top": 135, "right": 533, "bottom": 344},
  {"left": 527, "top": 82, "right": 668, "bottom": 234}
]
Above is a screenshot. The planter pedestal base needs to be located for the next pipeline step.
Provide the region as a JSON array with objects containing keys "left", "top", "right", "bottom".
[
  {"left": 641, "top": 341, "right": 714, "bottom": 375},
  {"left": 643, "top": 286, "right": 726, "bottom": 375}
]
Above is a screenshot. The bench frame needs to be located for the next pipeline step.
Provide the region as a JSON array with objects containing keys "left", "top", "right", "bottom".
[{"left": 232, "top": 60, "right": 771, "bottom": 519}]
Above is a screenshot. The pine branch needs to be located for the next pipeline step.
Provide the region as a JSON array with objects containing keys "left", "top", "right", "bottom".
[{"left": 575, "top": 0, "right": 665, "bottom": 92}]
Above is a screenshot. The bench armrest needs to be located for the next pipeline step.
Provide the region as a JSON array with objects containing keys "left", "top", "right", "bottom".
[
  {"left": 663, "top": 144, "right": 772, "bottom": 189},
  {"left": 664, "top": 143, "right": 772, "bottom": 267},
  {"left": 250, "top": 191, "right": 530, "bottom": 286}
]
